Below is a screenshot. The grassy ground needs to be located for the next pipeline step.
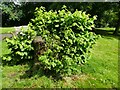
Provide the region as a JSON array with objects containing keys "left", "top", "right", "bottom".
[
  {"left": 1, "top": 28, "right": 119, "bottom": 88},
  {"left": 0, "top": 27, "right": 15, "bottom": 34}
]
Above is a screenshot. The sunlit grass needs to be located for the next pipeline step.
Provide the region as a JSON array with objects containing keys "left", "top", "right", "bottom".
[
  {"left": 0, "top": 41, "right": 10, "bottom": 57},
  {"left": 0, "top": 27, "right": 15, "bottom": 34},
  {"left": 81, "top": 36, "right": 118, "bottom": 88}
]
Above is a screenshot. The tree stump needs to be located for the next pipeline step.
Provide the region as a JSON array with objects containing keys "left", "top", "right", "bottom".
[{"left": 33, "top": 36, "right": 46, "bottom": 65}]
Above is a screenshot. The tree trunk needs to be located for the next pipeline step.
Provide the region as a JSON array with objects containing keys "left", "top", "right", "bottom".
[
  {"left": 113, "top": 17, "right": 120, "bottom": 35},
  {"left": 113, "top": 2, "right": 120, "bottom": 35},
  {"left": 33, "top": 36, "right": 46, "bottom": 63}
]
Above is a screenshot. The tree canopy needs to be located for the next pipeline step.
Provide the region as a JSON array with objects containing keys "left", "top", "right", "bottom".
[{"left": 0, "top": 2, "right": 120, "bottom": 34}]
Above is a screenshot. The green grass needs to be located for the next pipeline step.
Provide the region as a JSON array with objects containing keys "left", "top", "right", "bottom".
[
  {"left": 0, "top": 65, "right": 1, "bottom": 90},
  {"left": 0, "top": 27, "right": 15, "bottom": 34},
  {"left": 0, "top": 41, "right": 10, "bottom": 57},
  {"left": 1, "top": 28, "right": 118, "bottom": 88}
]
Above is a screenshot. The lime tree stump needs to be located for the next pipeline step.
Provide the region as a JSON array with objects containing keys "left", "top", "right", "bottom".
[{"left": 33, "top": 36, "right": 47, "bottom": 65}]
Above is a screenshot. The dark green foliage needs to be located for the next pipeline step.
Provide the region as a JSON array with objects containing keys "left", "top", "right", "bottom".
[
  {"left": 48, "top": 2, "right": 119, "bottom": 28},
  {"left": 1, "top": 2, "right": 119, "bottom": 28},
  {"left": 2, "top": 27, "right": 36, "bottom": 65},
  {"left": 0, "top": 2, "right": 53, "bottom": 26},
  {"left": 29, "top": 6, "right": 98, "bottom": 76},
  {"left": 0, "top": 2, "right": 23, "bottom": 26}
]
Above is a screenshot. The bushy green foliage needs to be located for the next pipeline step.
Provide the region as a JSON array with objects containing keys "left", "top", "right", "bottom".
[
  {"left": 2, "top": 27, "right": 36, "bottom": 65},
  {"left": 29, "top": 6, "right": 98, "bottom": 76},
  {"left": 2, "top": 5, "right": 98, "bottom": 76}
]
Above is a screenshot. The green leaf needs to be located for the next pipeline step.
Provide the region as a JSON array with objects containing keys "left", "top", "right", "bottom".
[
  {"left": 72, "top": 22, "right": 78, "bottom": 26},
  {"left": 47, "top": 20, "right": 52, "bottom": 23},
  {"left": 54, "top": 20, "right": 59, "bottom": 22},
  {"left": 68, "top": 39, "right": 73, "bottom": 44},
  {"left": 51, "top": 62, "right": 56, "bottom": 67},
  {"left": 54, "top": 35, "right": 60, "bottom": 40},
  {"left": 61, "top": 18, "right": 64, "bottom": 21},
  {"left": 55, "top": 25, "right": 59, "bottom": 27}
]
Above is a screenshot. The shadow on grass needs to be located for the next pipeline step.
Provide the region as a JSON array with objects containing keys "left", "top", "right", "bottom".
[
  {"left": 2, "top": 58, "right": 62, "bottom": 81},
  {"left": 19, "top": 62, "right": 62, "bottom": 81},
  {"left": 94, "top": 28, "right": 120, "bottom": 40}
]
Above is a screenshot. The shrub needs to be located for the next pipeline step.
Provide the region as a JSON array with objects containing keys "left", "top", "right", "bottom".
[
  {"left": 2, "top": 5, "right": 98, "bottom": 76},
  {"left": 29, "top": 5, "right": 98, "bottom": 76},
  {"left": 2, "top": 27, "right": 36, "bottom": 65}
]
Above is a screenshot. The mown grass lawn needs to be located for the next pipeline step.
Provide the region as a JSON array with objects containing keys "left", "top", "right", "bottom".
[
  {"left": 1, "top": 28, "right": 119, "bottom": 88},
  {"left": 0, "top": 27, "right": 15, "bottom": 34}
]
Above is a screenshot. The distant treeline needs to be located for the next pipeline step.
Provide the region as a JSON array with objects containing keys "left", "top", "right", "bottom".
[{"left": 1, "top": 2, "right": 119, "bottom": 28}]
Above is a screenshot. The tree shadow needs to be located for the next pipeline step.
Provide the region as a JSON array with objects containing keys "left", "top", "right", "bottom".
[
  {"left": 19, "top": 63, "right": 44, "bottom": 79},
  {"left": 93, "top": 28, "right": 120, "bottom": 40},
  {"left": 2, "top": 58, "right": 62, "bottom": 81},
  {"left": 19, "top": 62, "right": 62, "bottom": 81}
]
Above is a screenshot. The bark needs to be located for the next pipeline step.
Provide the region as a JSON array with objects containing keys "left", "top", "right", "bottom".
[
  {"left": 33, "top": 36, "right": 46, "bottom": 63},
  {"left": 113, "top": 2, "right": 120, "bottom": 35},
  {"left": 113, "top": 16, "right": 120, "bottom": 35}
]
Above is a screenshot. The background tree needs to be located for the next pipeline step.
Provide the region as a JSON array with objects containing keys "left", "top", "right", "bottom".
[
  {"left": 1, "top": 2, "right": 120, "bottom": 35},
  {"left": 0, "top": 2, "right": 23, "bottom": 26},
  {"left": 113, "top": 2, "right": 120, "bottom": 35},
  {"left": 0, "top": 2, "right": 52, "bottom": 26}
]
